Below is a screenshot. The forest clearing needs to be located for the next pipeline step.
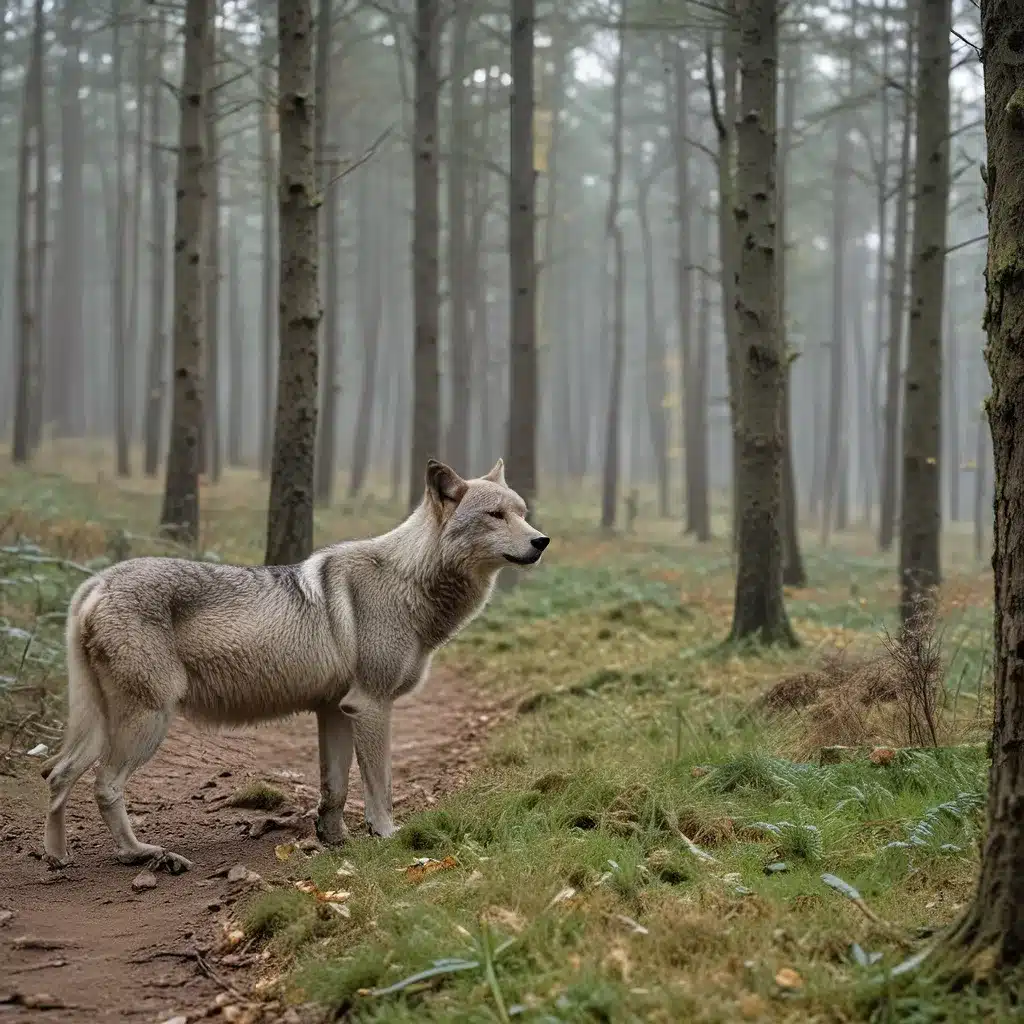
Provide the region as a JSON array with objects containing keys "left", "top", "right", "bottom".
[
  {"left": 0, "top": 456, "right": 1003, "bottom": 1022},
  {"left": 2, "top": 0, "right": 1023, "bottom": 1021}
]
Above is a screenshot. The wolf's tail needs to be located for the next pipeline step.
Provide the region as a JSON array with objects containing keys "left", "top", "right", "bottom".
[{"left": 40, "top": 578, "right": 107, "bottom": 782}]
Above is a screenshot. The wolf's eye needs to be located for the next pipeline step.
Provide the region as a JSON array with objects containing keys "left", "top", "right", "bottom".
[{"left": 487, "top": 510, "right": 504, "bottom": 520}]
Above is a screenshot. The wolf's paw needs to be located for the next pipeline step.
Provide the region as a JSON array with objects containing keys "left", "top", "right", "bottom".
[
  {"left": 116, "top": 845, "right": 192, "bottom": 874},
  {"left": 315, "top": 808, "right": 349, "bottom": 847},
  {"left": 43, "top": 851, "right": 73, "bottom": 870},
  {"left": 366, "top": 819, "right": 399, "bottom": 840},
  {"left": 150, "top": 850, "right": 193, "bottom": 875}
]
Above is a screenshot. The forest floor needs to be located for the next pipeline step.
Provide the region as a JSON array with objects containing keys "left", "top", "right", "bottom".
[{"left": 0, "top": 447, "right": 1010, "bottom": 1023}]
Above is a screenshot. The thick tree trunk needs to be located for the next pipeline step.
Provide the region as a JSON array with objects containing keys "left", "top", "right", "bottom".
[
  {"left": 160, "top": 0, "right": 211, "bottom": 543},
  {"left": 48, "top": 0, "right": 85, "bottom": 440},
  {"left": 312, "top": 0, "right": 337, "bottom": 506},
  {"left": 126, "top": 14, "right": 147, "bottom": 461},
  {"left": 258, "top": 0, "right": 277, "bottom": 478},
  {"left": 143, "top": 12, "right": 169, "bottom": 477},
  {"left": 408, "top": 0, "right": 442, "bottom": 509},
  {"left": 898, "top": 0, "right": 950, "bottom": 623},
  {"left": 879, "top": 13, "right": 916, "bottom": 552},
  {"left": 203, "top": 20, "right": 221, "bottom": 484},
  {"left": 600, "top": 10, "right": 626, "bottom": 532},
  {"left": 509, "top": 0, "right": 538, "bottom": 510},
  {"left": 112, "top": 0, "right": 131, "bottom": 477},
  {"left": 778, "top": 42, "right": 804, "bottom": 586},
  {"left": 939, "top": 0, "right": 1024, "bottom": 972},
  {"left": 11, "top": 0, "right": 46, "bottom": 464},
  {"left": 444, "top": 2, "right": 472, "bottom": 473},
  {"left": 973, "top": 402, "right": 987, "bottom": 564},
  {"left": 728, "top": 0, "right": 796, "bottom": 647},
  {"left": 265, "top": 0, "right": 321, "bottom": 566},
  {"left": 707, "top": 12, "right": 741, "bottom": 545}
]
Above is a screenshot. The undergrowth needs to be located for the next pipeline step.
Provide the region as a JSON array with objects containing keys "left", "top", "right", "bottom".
[{"left": 0, "top": 455, "right": 1000, "bottom": 1022}]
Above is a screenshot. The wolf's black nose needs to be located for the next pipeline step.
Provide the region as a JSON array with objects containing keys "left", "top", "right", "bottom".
[{"left": 531, "top": 536, "right": 550, "bottom": 552}]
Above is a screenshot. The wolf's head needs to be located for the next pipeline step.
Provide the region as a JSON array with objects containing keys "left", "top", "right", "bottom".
[{"left": 423, "top": 458, "right": 550, "bottom": 573}]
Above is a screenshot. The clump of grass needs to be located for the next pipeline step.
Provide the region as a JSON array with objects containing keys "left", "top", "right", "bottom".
[
  {"left": 243, "top": 888, "right": 315, "bottom": 941},
  {"left": 225, "top": 780, "right": 287, "bottom": 811}
]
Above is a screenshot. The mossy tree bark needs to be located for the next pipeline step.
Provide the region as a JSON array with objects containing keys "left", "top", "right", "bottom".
[
  {"left": 938, "top": 0, "right": 1024, "bottom": 974},
  {"left": 160, "top": 0, "right": 210, "bottom": 544},
  {"left": 265, "top": 0, "right": 321, "bottom": 566},
  {"left": 898, "top": 0, "right": 950, "bottom": 624},
  {"left": 408, "top": 0, "right": 442, "bottom": 511},
  {"left": 728, "top": 0, "right": 797, "bottom": 647}
]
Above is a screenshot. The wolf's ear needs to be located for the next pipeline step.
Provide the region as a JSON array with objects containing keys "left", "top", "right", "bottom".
[
  {"left": 483, "top": 458, "right": 507, "bottom": 487},
  {"left": 425, "top": 459, "right": 468, "bottom": 505}
]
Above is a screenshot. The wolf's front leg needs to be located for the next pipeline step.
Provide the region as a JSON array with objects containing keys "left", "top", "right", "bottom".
[
  {"left": 315, "top": 706, "right": 355, "bottom": 846},
  {"left": 351, "top": 700, "right": 396, "bottom": 838}
]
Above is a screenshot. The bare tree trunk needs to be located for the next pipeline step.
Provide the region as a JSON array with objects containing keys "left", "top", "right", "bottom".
[
  {"left": 265, "top": 0, "right": 321, "bottom": 565},
  {"left": 408, "top": 0, "right": 441, "bottom": 509},
  {"left": 112, "top": 0, "right": 131, "bottom": 477},
  {"left": 313, "top": 0, "right": 338, "bottom": 505},
  {"left": 126, "top": 11, "right": 147, "bottom": 454},
  {"left": 509, "top": 0, "right": 538, "bottom": 510},
  {"left": 600, "top": 8, "right": 626, "bottom": 532},
  {"left": 728, "top": 0, "right": 796, "bottom": 647},
  {"left": 879, "top": 12, "right": 916, "bottom": 551},
  {"left": 143, "top": 11, "right": 170, "bottom": 477},
  {"left": 944, "top": 272, "right": 960, "bottom": 521},
  {"left": 161, "top": 0, "right": 211, "bottom": 543},
  {"left": 706, "top": 11, "right": 741, "bottom": 545},
  {"left": 637, "top": 171, "right": 669, "bottom": 520},
  {"left": 444, "top": 1, "right": 472, "bottom": 472},
  {"left": 349, "top": 168, "right": 382, "bottom": 498},
  {"left": 203, "top": 19, "right": 221, "bottom": 484},
  {"left": 821, "top": 118, "right": 852, "bottom": 546},
  {"left": 671, "top": 42, "right": 710, "bottom": 538},
  {"left": 258, "top": 0, "right": 277, "bottom": 478},
  {"left": 939, "top": 0, "right": 1024, "bottom": 971},
  {"left": 778, "top": 45, "right": 805, "bottom": 587},
  {"left": 48, "top": 0, "right": 85, "bottom": 440},
  {"left": 898, "top": 0, "right": 950, "bottom": 623},
  {"left": 12, "top": 0, "right": 47, "bottom": 464},
  {"left": 226, "top": 171, "right": 245, "bottom": 469}
]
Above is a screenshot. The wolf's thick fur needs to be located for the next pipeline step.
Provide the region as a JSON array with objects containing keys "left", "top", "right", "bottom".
[{"left": 41, "top": 459, "right": 548, "bottom": 871}]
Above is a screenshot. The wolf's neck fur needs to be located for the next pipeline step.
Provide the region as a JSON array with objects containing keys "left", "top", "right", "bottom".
[{"left": 366, "top": 500, "right": 498, "bottom": 650}]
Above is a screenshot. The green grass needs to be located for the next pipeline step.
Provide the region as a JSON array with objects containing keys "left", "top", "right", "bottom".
[{"left": 0, "top": 451, "right": 1005, "bottom": 1023}]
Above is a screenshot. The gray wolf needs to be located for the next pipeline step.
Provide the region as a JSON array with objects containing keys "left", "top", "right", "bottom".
[{"left": 40, "top": 459, "right": 548, "bottom": 871}]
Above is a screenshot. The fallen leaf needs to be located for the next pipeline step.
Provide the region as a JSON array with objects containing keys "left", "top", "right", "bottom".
[
  {"left": 275, "top": 843, "right": 296, "bottom": 862},
  {"left": 293, "top": 879, "right": 351, "bottom": 904},
  {"left": 326, "top": 902, "right": 351, "bottom": 918},
  {"left": 404, "top": 855, "right": 458, "bottom": 883},
  {"left": 335, "top": 860, "right": 357, "bottom": 878},
  {"left": 775, "top": 968, "right": 803, "bottom": 990}
]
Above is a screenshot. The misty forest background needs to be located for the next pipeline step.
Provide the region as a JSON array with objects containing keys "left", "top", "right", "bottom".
[{"left": 0, "top": 0, "right": 986, "bottom": 580}]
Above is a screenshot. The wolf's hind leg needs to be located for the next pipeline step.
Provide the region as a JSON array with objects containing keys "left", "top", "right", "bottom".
[
  {"left": 351, "top": 701, "right": 395, "bottom": 838},
  {"left": 315, "top": 706, "right": 355, "bottom": 845},
  {"left": 94, "top": 705, "right": 192, "bottom": 873}
]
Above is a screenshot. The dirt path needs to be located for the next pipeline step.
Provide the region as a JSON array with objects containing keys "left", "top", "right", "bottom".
[{"left": 0, "top": 668, "right": 503, "bottom": 1023}]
